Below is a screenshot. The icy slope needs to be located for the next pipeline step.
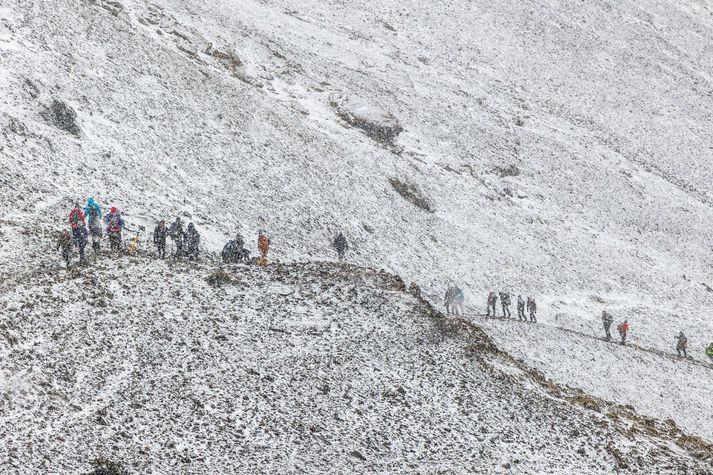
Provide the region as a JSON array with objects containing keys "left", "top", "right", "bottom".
[
  {"left": 2, "top": 0, "right": 713, "bottom": 445},
  {"left": 1, "top": 256, "right": 712, "bottom": 473}
]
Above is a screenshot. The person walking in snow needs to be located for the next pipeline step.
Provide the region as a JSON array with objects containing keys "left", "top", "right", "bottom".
[
  {"left": 527, "top": 296, "right": 537, "bottom": 322},
  {"left": 602, "top": 311, "right": 614, "bottom": 341},
  {"left": 487, "top": 291, "right": 498, "bottom": 317},
  {"left": 104, "top": 207, "right": 124, "bottom": 252},
  {"left": 185, "top": 223, "right": 200, "bottom": 261},
  {"left": 617, "top": 320, "right": 629, "bottom": 345},
  {"left": 500, "top": 292, "right": 511, "bottom": 318},
  {"left": 56, "top": 230, "right": 73, "bottom": 268},
  {"left": 706, "top": 342, "right": 713, "bottom": 361},
  {"left": 168, "top": 217, "right": 185, "bottom": 258},
  {"left": 222, "top": 232, "right": 250, "bottom": 263},
  {"left": 153, "top": 220, "right": 168, "bottom": 259},
  {"left": 257, "top": 230, "right": 270, "bottom": 266},
  {"left": 675, "top": 331, "right": 688, "bottom": 358},
  {"left": 85, "top": 198, "right": 103, "bottom": 253},
  {"left": 444, "top": 286, "right": 456, "bottom": 315},
  {"left": 453, "top": 287, "right": 465, "bottom": 316},
  {"left": 68, "top": 203, "right": 88, "bottom": 264},
  {"left": 333, "top": 232, "right": 348, "bottom": 261},
  {"left": 517, "top": 295, "right": 526, "bottom": 320}
]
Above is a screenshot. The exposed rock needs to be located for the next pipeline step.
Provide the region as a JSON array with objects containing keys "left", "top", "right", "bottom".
[
  {"left": 389, "top": 178, "right": 434, "bottom": 213},
  {"left": 43, "top": 99, "right": 80, "bottom": 136},
  {"left": 330, "top": 94, "right": 403, "bottom": 146}
]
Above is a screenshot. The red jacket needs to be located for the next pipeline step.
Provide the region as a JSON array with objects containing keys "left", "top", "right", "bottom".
[
  {"left": 618, "top": 322, "right": 629, "bottom": 334},
  {"left": 68, "top": 208, "right": 85, "bottom": 229}
]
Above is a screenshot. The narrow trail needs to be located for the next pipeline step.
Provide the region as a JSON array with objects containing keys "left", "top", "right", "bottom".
[{"left": 464, "top": 311, "right": 713, "bottom": 371}]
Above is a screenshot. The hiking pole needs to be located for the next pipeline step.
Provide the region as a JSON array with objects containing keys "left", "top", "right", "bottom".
[{"left": 129, "top": 231, "right": 140, "bottom": 255}]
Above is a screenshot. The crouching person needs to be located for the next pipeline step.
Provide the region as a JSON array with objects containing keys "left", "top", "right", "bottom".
[
  {"left": 57, "top": 230, "right": 73, "bottom": 268},
  {"left": 222, "top": 232, "right": 250, "bottom": 263}
]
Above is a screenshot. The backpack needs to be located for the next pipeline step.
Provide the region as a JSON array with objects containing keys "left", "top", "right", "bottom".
[
  {"left": 70, "top": 210, "right": 81, "bottom": 225},
  {"left": 108, "top": 215, "right": 121, "bottom": 233}
]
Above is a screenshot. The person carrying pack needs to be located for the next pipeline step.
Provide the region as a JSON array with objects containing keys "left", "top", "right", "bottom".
[
  {"left": 487, "top": 291, "right": 498, "bottom": 317},
  {"left": 104, "top": 207, "right": 124, "bottom": 252},
  {"left": 675, "top": 331, "right": 688, "bottom": 358},
  {"left": 453, "top": 287, "right": 465, "bottom": 316},
  {"left": 500, "top": 292, "right": 512, "bottom": 318},
  {"left": 617, "top": 320, "right": 629, "bottom": 345},
  {"left": 185, "top": 223, "right": 200, "bottom": 261},
  {"left": 84, "top": 198, "right": 103, "bottom": 253},
  {"left": 517, "top": 295, "right": 526, "bottom": 320},
  {"left": 56, "top": 230, "right": 73, "bottom": 268},
  {"left": 153, "top": 220, "right": 169, "bottom": 259},
  {"left": 168, "top": 217, "right": 185, "bottom": 258},
  {"left": 527, "top": 296, "right": 537, "bottom": 322},
  {"left": 444, "top": 287, "right": 456, "bottom": 315},
  {"left": 68, "top": 203, "right": 88, "bottom": 264},
  {"left": 602, "top": 311, "right": 614, "bottom": 341},
  {"left": 222, "top": 232, "right": 250, "bottom": 263},
  {"left": 257, "top": 230, "right": 270, "bottom": 266},
  {"left": 333, "top": 232, "right": 348, "bottom": 261}
]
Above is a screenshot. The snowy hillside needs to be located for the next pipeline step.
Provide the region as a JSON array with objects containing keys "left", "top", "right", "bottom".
[
  {"left": 1, "top": 255, "right": 712, "bottom": 473},
  {"left": 2, "top": 0, "right": 713, "bottom": 467}
]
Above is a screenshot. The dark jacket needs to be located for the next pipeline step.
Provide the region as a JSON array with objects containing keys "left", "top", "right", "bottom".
[
  {"left": 334, "top": 233, "right": 348, "bottom": 253},
  {"left": 153, "top": 225, "right": 168, "bottom": 245}
]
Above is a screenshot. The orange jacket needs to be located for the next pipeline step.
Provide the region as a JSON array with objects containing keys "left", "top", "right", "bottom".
[{"left": 258, "top": 234, "right": 270, "bottom": 254}]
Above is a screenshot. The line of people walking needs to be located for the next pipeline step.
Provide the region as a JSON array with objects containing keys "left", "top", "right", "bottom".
[
  {"left": 487, "top": 291, "right": 537, "bottom": 322},
  {"left": 602, "top": 311, "right": 712, "bottom": 361},
  {"left": 57, "top": 199, "right": 351, "bottom": 268}
]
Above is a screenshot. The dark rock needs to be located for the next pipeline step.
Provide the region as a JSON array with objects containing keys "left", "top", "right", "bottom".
[{"left": 44, "top": 100, "right": 81, "bottom": 136}]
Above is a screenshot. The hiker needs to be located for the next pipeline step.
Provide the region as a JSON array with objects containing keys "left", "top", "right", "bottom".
[
  {"left": 84, "top": 198, "right": 102, "bottom": 253},
  {"left": 444, "top": 287, "right": 455, "bottom": 315},
  {"left": 68, "top": 203, "right": 88, "bottom": 264},
  {"left": 706, "top": 342, "right": 713, "bottom": 361},
  {"left": 56, "top": 230, "right": 73, "bottom": 268},
  {"left": 617, "top": 320, "right": 629, "bottom": 345},
  {"left": 168, "top": 218, "right": 185, "bottom": 258},
  {"left": 500, "top": 292, "right": 511, "bottom": 318},
  {"left": 257, "top": 230, "right": 270, "bottom": 265},
  {"left": 675, "top": 331, "right": 688, "bottom": 358},
  {"left": 527, "top": 296, "right": 537, "bottom": 322},
  {"left": 517, "top": 295, "right": 526, "bottom": 320},
  {"left": 153, "top": 220, "right": 168, "bottom": 259},
  {"left": 487, "top": 291, "right": 498, "bottom": 317},
  {"left": 185, "top": 223, "right": 200, "bottom": 260},
  {"left": 222, "top": 232, "right": 250, "bottom": 263},
  {"left": 104, "top": 207, "right": 124, "bottom": 251},
  {"left": 602, "top": 311, "right": 614, "bottom": 341},
  {"left": 334, "top": 232, "right": 348, "bottom": 261},
  {"left": 453, "top": 287, "right": 465, "bottom": 316}
]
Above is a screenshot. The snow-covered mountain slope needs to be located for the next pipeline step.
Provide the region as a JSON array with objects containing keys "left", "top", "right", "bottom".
[
  {"left": 1, "top": 255, "right": 712, "bottom": 473},
  {"left": 2, "top": 0, "right": 713, "bottom": 454}
]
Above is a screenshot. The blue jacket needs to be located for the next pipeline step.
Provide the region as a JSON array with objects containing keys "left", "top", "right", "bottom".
[{"left": 84, "top": 198, "right": 102, "bottom": 224}]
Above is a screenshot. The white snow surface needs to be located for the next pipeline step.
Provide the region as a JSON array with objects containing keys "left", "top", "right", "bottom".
[
  {"left": 1, "top": 257, "right": 712, "bottom": 473},
  {"left": 2, "top": 0, "right": 713, "bottom": 470}
]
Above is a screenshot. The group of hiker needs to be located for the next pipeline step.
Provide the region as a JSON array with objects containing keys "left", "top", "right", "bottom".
[
  {"left": 58, "top": 200, "right": 126, "bottom": 266},
  {"left": 486, "top": 291, "right": 537, "bottom": 323},
  {"left": 443, "top": 288, "right": 538, "bottom": 322},
  {"left": 58, "top": 199, "right": 349, "bottom": 268},
  {"left": 602, "top": 311, "right": 713, "bottom": 360}
]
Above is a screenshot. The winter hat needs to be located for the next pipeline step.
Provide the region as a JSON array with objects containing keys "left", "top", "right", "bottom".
[{"left": 110, "top": 207, "right": 117, "bottom": 214}]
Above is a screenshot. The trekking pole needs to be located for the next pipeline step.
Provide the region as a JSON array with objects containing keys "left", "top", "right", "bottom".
[{"left": 129, "top": 231, "right": 140, "bottom": 255}]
